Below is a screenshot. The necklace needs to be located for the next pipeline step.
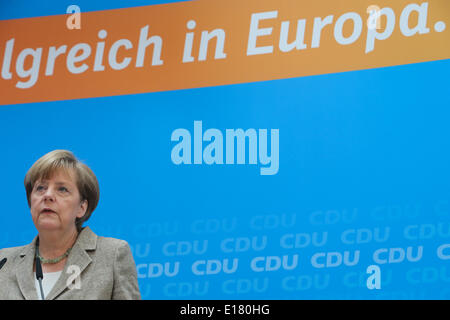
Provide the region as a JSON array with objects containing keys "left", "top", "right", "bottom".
[
  {"left": 37, "top": 247, "right": 72, "bottom": 264},
  {"left": 36, "top": 238, "right": 73, "bottom": 264}
]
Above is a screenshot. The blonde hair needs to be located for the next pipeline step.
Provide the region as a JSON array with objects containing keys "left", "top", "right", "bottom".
[{"left": 24, "top": 150, "right": 100, "bottom": 232}]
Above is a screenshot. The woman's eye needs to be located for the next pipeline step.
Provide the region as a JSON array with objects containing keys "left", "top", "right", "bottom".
[
  {"left": 59, "top": 187, "right": 68, "bottom": 192},
  {"left": 36, "top": 185, "right": 45, "bottom": 191}
]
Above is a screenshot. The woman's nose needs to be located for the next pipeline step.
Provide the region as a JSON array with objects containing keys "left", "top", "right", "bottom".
[{"left": 43, "top": 187, "right": 55, "bottom": 201}]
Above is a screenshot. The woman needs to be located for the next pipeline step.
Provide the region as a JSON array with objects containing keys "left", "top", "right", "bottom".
[{"left": 0, "top": 150, "right": 141, "bottom": 300}]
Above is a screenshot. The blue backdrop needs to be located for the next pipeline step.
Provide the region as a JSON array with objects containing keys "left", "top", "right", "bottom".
[{"left": 1, "top": 0, "right": 449, "bottom": 299}]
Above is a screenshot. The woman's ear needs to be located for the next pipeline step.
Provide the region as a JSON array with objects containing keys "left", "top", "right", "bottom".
[{"left": 77, "top": 199, "right": 88, "bottom": 218}]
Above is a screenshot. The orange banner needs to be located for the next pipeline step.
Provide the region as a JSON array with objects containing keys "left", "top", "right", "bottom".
[{"left": 0, "top": 0, "right": 449, "bottom": 105}]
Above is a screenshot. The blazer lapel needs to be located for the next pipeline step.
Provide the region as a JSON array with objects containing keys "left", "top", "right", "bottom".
[
  {"left": 15, "top": 238, "right": 39, "bottom": 300},
  {"left": 45, "top": 227, "right": 97, "bottom": 300}
]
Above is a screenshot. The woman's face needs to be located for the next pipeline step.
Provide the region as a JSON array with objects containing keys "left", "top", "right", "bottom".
[{"left": 30, "top": 168, "right": 87, "bottom": 233}]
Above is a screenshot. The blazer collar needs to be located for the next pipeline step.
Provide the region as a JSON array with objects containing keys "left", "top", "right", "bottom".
[
  {"left": 75, "top": 226, "right": 97, "bottom": 251},
  {"left": 16, "top": 227, "right": 98, "bottom": 300},
  {"left": 16, "top": 237, "right": 39, "bottom": 300}
]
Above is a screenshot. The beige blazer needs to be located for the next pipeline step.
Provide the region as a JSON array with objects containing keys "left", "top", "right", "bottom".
[{"left": 0, "top": 227, "right": 141, "bottom": 300}]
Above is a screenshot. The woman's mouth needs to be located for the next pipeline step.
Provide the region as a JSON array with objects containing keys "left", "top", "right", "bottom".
[{"left": 41, "top": 208, "right": 56, "bottom": 214}]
